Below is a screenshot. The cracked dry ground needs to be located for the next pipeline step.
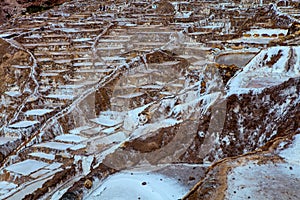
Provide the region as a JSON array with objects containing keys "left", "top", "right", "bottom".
[{"left": 0, "top": 0, "right": 300, "bottom": 199}]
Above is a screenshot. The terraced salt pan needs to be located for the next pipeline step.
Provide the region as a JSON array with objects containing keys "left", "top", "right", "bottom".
[
  {"left": 175, "top": 11, "right": 193, "bottom": 18},
  {"left": 0, "top": 137, "right": 18, "bottom": 145},
  {"left": 5, "top": 159, "right": 48, "bottom": 176},
  {"left": 5, "top": 169, "right": 61, "bottom": 200},
  {"left": 29, "top": 152, "right": 55, "bottom": 160},
  {"left": 90, "top": 116, "right": 123, "bottom": 127},
  {"left": 12, "top": 65, "right": 31, "bottom": 69},
  {"left": 55, "top": 134, "right": 87, "bottom": 143},
  {"left": 117, "top": 92, "right": 145, "bottom": 99},
  {"left": 46, "top": 94, "right": 75, "bottom": 100},
  {"left": 0, "top": 33, "right": 14, "bottom": 38},
  {"left": 228, "top": 37, "right": 274, "bottom": 44},
  {"left": 81, "top": 127, "right": 103, "bottom": 136},
  {"left": 85, "top": 172, "right": 188, "bottom": 200},
  {"left": 75, "top": 68, "right": 112, "bottom": 73},
  {"left": 30, "top": 169, "right": 50, "bottom": 179},
  {"left": 72, "top": 38, "right": 92, "bottom": 42},
  {"left": 4, "top": 91, "right": 22, "bottom": 97},
  {"left": 102, "top": 56, "right": 126, "bottom": 62},
  {"left": 93, "top": 132, "right": 127, "bottom": 145},
  {"left": 139, "top": 84, "right": 164, "bottom": 89},
  {"left": 69, "top": 126, "right": 91, "bottom": 134},
  {"left": 0, "top": 181, "right": 17, "bottom": 199},
  {"left": 245, "top": 28, "right": 288, "bottom": 36},
  {"left": 0, "top": 181, "right": 17, "bottom": 193},
  {"left": 37, "top": 57, "right": 53, "bottom": 62},
  {"left": 40, "top": 72, "right": 59, "bottom": 77},
  {"left": 58, "top": 85, "right": 85, "bottom": 89},
  {"left": 8, "top": 120, "right": 39, "bottom": 128},
  {"left": 33, "top": 142, "right": 73, "bottom": 150},
  {"left": 54, "top": 59, "right": 72, "bottom": 64},
  {"left": 24, "top": 109, "right": 53, "bottom": 116},
  {"left": 73, "top": 62, "right": 93, "bottom": 67},
  {"left": 45, "top": 162, "right": 62, "bottom": 170},
  {"left": 59, "top": 28, "right": 79, "bottom": 33},
  {"left": 101, "top": 124, "right": 122, "bottom": 135},
  {"left": 69, "top": 144, "right": 86, "bottom": 151}
]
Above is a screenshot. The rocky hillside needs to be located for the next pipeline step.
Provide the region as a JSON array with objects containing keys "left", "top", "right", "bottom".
[{"left": 0, "top": 0, "right": 68, "bottom": 24}]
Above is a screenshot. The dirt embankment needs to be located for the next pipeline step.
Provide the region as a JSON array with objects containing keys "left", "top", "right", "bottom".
[{"left": 0, "top": 0, "right": 68, "bottom": 24}]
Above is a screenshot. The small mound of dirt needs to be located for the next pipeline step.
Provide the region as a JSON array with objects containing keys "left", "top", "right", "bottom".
[{"left": 156, "top": 0, "right": 175, "bottom": 15}]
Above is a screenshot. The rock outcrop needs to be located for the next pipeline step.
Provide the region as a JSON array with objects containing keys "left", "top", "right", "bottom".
[{"left": 0, "top": 0, "right": 68, "bottom": 24}]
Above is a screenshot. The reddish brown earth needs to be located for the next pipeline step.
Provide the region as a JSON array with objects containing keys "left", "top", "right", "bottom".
[{"left": 0, "top": 0, "right": 68, "bottom": 24}]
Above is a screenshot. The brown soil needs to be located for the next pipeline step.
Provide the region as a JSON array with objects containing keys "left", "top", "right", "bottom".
[
  {"left": 0, "top": 0, "right": 68, "bottom": 24},
  {"left": 266, "top": 49, "right": 283, "bottom": 67},
  {"left": 156, "top": 0, "right": 175, "bottom": 15},
  {"left": 0, "top": 39, "right": 30, "bottom": 94}
]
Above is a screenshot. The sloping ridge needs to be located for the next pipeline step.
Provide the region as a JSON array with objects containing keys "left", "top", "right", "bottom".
[
  {"left": 183, "top": 46, "right": 300, "bottom": 199},
  {"left": 227, "top": 46, "right": 300, "bottom": 95}
]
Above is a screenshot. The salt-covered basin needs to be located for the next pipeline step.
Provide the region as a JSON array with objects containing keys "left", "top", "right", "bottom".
[
  {"left": 216, "top": 52, "right": 257, "bottom": 67},
  {"left": 85, "top": 172, "right": 188, "bottom": 200}
]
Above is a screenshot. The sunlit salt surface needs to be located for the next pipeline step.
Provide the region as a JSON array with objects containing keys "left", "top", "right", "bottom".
[{"left": 85, "top": 172, "right": 188, "bottom": 200}]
